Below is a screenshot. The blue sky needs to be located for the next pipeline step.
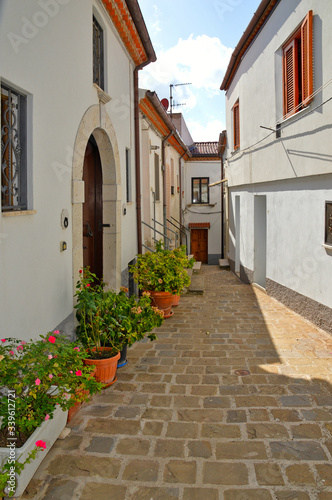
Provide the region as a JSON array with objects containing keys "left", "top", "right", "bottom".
[{"left": 138, "top": 0, "right": 262, "bottom": 142}]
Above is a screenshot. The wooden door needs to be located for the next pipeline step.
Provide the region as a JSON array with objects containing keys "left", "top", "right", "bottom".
[
  {"left": 191, "top": 229, "right": 208, "bottom": 263},
  {"left": 83, "top": 137, "right": 103, "bottom": 280}
]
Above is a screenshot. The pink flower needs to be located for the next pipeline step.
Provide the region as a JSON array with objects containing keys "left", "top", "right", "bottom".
[
  {"left": 73, "top": 347, "right": 80, "bottom": 351},
  {"left": 21, "top": 341, "right": 27, "bottom": 345},
  {"left": 48, "top": 374, "right": 53, "bottom": 379},
  {"left": 35, "top": 378, "right": 41, "bottom": 386},
  {"left": 79, "top": 270, "right": 83, "bottom": 274},
  {"left": 9, "top": 351, "right": 14, "bottom": 356},
  {"left": 48, "top": 336, "right": 56, "bottom": 344},
  {"left": 35, "top": 440, "right": 47, "bottom": 449},
  {"left": 48, "top": 354, "right": 53, "bottom": 360},
  {"left": 53, "top": 330, "right": 60, "bottom": 334},
  {"left": 75, "top": 370, "right": 82, "bottom": 376},
  {"left": 17, "top": 345, "right": 23, "bottom": 351},
  {"left": 70, "top": 371, "right": 73, "bottom": 374},
  {"left": 85, "top": 284, "right": 91, "bottom": 288},
  {"left": 1, "top": 339, "right": 6, "bottom": 343},
  {"left": 44, "top": 414, "right": 50, "bottom": 421}
]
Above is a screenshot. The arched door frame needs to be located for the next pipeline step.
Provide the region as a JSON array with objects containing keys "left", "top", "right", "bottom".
[{"left": 72, "top": 104, "right": 122, "bottom": 294}]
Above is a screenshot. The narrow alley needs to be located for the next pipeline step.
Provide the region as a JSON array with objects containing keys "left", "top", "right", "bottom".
[{"left": 22, "top": 266, "right": 332, "bottom": 500}]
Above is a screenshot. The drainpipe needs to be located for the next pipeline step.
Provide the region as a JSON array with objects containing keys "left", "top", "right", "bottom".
[
  {"left": 162, "top": 130, "right": 174, "bottom": 246},
  {"left": 134, "top": 67, "right": 144, "bottom": 255},
  {"left": 179, "top": 150, "right": 187, "bottom": 245}
]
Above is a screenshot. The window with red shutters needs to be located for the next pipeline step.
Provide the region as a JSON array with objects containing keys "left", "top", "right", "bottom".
[
  {"left": 233, "top": 100, "right": 240, "bottom": 150},
  {"left": 283, "top": 11, "right": 313, "bottom": 118}
]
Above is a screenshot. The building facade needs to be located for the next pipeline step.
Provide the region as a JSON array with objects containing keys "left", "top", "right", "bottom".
[
  {"left": 221, "top": 0, "right": 332, "bottom": 331},
  {"left": 0, "top": 0, "right": 155, "bottom": 340}
]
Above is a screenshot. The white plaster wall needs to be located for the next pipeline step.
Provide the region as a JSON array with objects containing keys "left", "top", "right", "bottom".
[
  {"left": 140, "top": 120, "right": 163, "bottom": 250},
  {"left": 225, "top": 0, "right": 332, "bottom": 187},
  {"left": 0, "top": 0, "right": 137, "bottom": 339},
  {"left": 228, "top": 174, "right": 332, "bottom": 308},
  {"left": 224, "top": 0, "right": 332, "bottom": 310},
  {"left": 183, "top": 160, "right": 222, "bottom": 258}
]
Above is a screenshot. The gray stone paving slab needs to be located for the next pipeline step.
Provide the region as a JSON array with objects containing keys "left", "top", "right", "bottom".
[{"left": 19, "top": 266, "right": 332, "bottom": 500}]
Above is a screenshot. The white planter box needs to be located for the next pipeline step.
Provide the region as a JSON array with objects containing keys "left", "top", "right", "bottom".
[{"left": 0, "top": 404, "right": 68, "bottom": 498}]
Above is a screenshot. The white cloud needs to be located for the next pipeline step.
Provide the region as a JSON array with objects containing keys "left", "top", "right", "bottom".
[
  {"left": 186, "top": 119, "right": 225, "bottom": 142},
  {"left": 140, "top": 34, "right": 233, "bottom": 95}
]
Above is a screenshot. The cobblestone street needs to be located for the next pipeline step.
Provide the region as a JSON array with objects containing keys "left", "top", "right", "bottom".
[{"left": 22, "top": 266, "right": 332, "bottom": 500}]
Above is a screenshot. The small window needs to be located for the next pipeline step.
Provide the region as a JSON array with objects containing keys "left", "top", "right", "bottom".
[
  {"left": 192, "top": 178, "right": 209, "bottom": 204},
  {"left": 126, "top": 148, "right": 132, "bottom": 202},
  {"left": 325, "top": 202, "right": 332, "bottom": 246},
  {"left": 233, "top": 100, "right": 240, "bottom": 150},
  {"left": 154, "top": 153, "right": 160, "bottom": 201},
  {"left": 171, "top": 158, "right": 175, "bottom": 195},
  {"left": 93, "top": 16, "right": 104, "bottom": 89},
  {"left": 1, "top": 84, "right": 27, "bottom": 211},
  {"left": 283, "top": 11, "right": 313, "bottom": 118}
]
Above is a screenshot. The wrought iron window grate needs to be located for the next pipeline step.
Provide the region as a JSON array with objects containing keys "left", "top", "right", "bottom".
[
  {"left": 1, "top": 84, "right": 27, "bottom": 211},
  {"left": 93, "top": 17, "right": 104, "bottom": 90}
]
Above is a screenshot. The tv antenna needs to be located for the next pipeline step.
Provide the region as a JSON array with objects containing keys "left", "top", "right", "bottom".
[{"left": 169, "top": 82, "right": 192, "bottom": 118}]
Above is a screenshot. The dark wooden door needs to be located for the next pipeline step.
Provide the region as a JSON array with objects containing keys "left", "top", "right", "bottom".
[
  {"left": 83, "top": 137, "right": 103, "bottom": 280},
  {"left": 191, "top": 229, "right": 208, "bottom": 263}
]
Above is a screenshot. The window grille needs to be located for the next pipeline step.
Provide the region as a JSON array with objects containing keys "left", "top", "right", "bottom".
[
  {"left": 1, "top": 84, "right": 27, "bottom": 211},
  {"left": 93, "top": 17, "right": 104, "bottom": 89}
]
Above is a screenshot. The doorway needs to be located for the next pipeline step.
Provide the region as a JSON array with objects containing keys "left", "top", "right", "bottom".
[
  {"left": 254, "top": 195, "right": 267, "bottom": 289},
  {"left": 191, "top": 228, "right": 208, "bottom": 263},
  {"left": 235, "top": 195, "right": 240, "bottom": 274},
  {"left": 83, "top": 136, "right": 103, "bottom": 280}
]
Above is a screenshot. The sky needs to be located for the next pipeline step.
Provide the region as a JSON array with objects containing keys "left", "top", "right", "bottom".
[{"left": 138, "top": 0, "right": 262, "bottom": 142}]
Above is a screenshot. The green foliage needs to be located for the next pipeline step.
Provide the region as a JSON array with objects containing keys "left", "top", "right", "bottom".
[
  {"left": 0, "top": 334, "right": 102, "bottom": 444},
  {"left": 130, "top": 243, "right": 195, "bottom": 294},
  {"left": 0, "top": 443, "right": 45, "bottom": 497},
  {"left": 74, "top": 268, "right": 164, "bottom": 359}
]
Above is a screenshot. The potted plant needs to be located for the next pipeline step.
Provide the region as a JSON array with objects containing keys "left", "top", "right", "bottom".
[
  {"left": 75, "top": 269, "right": 164, "bottom": 385},
  {"left": 129, "top": 243, "right": 195, "bottom": 317},
  {"left": 0, "top": 333, "right": 101, "bottom": 497}
]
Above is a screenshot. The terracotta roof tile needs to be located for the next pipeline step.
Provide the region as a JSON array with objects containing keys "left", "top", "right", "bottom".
[{"left": 190, "top": 142, "right": 219, "bottom": 156}]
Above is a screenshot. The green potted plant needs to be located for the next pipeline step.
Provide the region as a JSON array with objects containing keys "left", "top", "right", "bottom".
[
  {"left": 129, "top": 243, "right": 195, "bottom": 317},
  {"left": 0, "top": 333, "right": 101, "bottom": 497},
  {"left": 75, "top": 268, "right": 164, "bottom": 385}
]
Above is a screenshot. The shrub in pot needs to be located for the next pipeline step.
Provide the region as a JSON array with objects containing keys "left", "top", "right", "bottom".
[
  {"left": 75, "top": 268, "right": 164, "bottom": 384},
  {"left": 0, "top": 333, "right": 101, "bottom": 497},
  {"left": 129, "top": 243, "right": 195, "bottom": 316}
]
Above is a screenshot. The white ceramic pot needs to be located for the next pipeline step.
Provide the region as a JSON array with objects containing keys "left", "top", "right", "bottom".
[{"left": 0, "top": 404, "right": 68, "bottom": 498}]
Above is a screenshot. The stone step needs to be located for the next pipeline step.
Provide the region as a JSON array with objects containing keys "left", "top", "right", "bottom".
[
  {"left": 219, "top": 258, "right": 230, "bottom": 270},
  {"left": 187, "top": 273, "right": 204, "bottom": 294},
  {"left": 193, "top": 261, "right": 201, "bottom": 274}
]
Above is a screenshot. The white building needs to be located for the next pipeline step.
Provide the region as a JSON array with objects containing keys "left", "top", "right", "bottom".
[
  {"left": 0, "top": 0, "right": 155, "bottom": 340},
  {"left": 139, "top": 91, "right": 190, "bottom": 251},
  {"left": 221, "top": 0, "right": 332, "bottom": 332},
  {"left": 183, "top": 141, "right": 223, "bottom": 264}
]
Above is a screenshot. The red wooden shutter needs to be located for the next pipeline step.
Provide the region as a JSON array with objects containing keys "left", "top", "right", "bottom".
[
  {"left": 301, "top": 10, "right": 313, "bottom": 106},
  {"left": 233, "top": 101, "right": 240, "bottom": 150},
  {"left": 283, "top": 39, "right": 299, "bottom": 116}
]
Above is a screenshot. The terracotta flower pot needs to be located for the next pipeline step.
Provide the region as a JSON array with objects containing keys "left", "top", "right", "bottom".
[
  {"left": 67, "top": 386, "right": 90, "bottom": 423},
  {"left": 84, "top": 348, "right": 120, "bottom": 387},
  {"left": 172, "top": 294, "right": 180, "bottom": 306},
  {"left": 149, "top": 290, "right": 174, "bottom": 318}
]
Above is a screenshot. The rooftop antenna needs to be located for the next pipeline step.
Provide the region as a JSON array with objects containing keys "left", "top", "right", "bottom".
[{"left": 169, "top": 83, "right": 192, "bottom": 119}]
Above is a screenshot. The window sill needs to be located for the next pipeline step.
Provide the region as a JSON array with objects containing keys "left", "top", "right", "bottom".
[
  {"left": 322, "top": 243, "right": 332, "bottom": 250},
  {"left": 2, "top": 210, "right": 36, "bottom": 217},
  {"left": 277, "top": 103, "right": 311, "bottom": 126},
  {"left": 187, "top": 204, "right": 215, "bottom": 207}
]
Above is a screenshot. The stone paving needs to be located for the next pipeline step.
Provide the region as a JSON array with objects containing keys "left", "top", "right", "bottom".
[{"left": 21, "top": 266, "right": 332, "bottom": 500}]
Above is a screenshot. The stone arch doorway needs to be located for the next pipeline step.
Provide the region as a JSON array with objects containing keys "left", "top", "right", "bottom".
[{"left": 72, "top": 105, "right": 122, "bottom": 293}]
